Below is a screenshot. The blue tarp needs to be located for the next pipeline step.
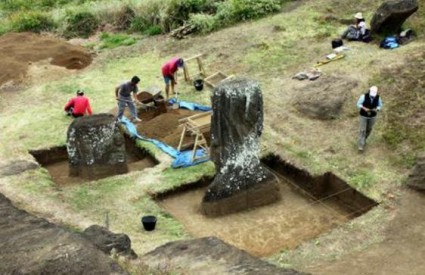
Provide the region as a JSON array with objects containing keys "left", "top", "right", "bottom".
[
  {"left": 168, "top": 98, "right": 212, "bottom": 112},
  {"left": 120, "top": 102, "right": 210, "bottom": 168}
]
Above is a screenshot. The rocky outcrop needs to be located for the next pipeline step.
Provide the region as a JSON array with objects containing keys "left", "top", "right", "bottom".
[
  {"left": 67, "top": 113, "right": 128, "bottom": 179},
  {"left": 82, "top": 225, "right": 137, "bottom": 259},
  {"left": 201, "top": 77, "right": 280, "bottom": 216},
  {"left": 142, "top": 237, "right": 308, "bottom": 275},
  {"left": 406, "top": 155, "right": 425, "bottom": 191},
  {"left": 371, "top": 0, "right": 418, "bottom": 34},
  {"left": 0, "top": 193, "right": 127, "bottom": 274}
]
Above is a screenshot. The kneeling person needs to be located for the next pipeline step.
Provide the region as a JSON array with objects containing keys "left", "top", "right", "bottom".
[{"left": 64, "top": 89, "right": 92, "bottom": 118}]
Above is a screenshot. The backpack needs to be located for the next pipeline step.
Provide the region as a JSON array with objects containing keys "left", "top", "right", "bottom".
[{"left": 380, "top": 36, "right": 399, "bottom": 49}]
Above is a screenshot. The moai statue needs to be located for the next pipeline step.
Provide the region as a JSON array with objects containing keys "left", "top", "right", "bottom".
[
  {"left": 201, "top": 77, "right": 281, "bottom": 216},
  {"left": 67, "top": 113, "right": 128, "bottom": 180}
]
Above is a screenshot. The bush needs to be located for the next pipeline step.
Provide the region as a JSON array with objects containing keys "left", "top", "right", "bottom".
[
  {"left": 10, "top": 11, "right": 55, "bottom": 32},
  {"left": 63, "top": 11, "right": 99, "bottom": 38},
  {"left": 165, "top": 0, "right": 218, "bottom": 31},
  {"left": 189, "top": 13, "right": 217, "bottom": 34},
  {"left": 113, "top": 5, "right": 136, "bottom": 30},
  {"left": 216, "top": 0, "right": 282, "bottom": 24}
]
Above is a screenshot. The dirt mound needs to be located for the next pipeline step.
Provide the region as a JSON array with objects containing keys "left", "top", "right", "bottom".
[
  {"left": 0, "top": 32, "right": 92, "bottom": 88},
  {"left": 137, "top": 108, "right": 203, "bottom": 147}
]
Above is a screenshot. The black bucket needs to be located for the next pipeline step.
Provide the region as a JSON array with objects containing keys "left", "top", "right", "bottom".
[
  {"left": 141, "top": 215, "right": 157, "bottom": 231},
  {"left": 194, "top": 79, "right": 204, "bottom": 91}
]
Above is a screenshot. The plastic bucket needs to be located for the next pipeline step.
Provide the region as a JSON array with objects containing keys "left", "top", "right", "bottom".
[
  {"left": 194, "top": 79, "right": 204, "bottom": 91},
  {"left": 141, "top": 215, "right": 157, "bottom": 231}
]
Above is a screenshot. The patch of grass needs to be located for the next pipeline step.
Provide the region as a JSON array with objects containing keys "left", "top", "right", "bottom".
[
  {"left": 146, "top": 161, "right": 216, "bottom": 194},
  {"left": 143, "top": 25, "right": 162, "bottom": 36},
  {"left": 348, "top": 169, "right": 375, "bottom": 190},
  {"left": 99, "top": 32, "right": 137, "bottom": 49}
]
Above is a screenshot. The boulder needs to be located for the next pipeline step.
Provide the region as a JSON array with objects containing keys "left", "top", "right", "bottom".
[
  {"left": 201, "top": 77, "right": 281, "bottom": 216},
  {"left": 142, "top": 237, "right": 307, "bottom": 275},
  {"left": 67, "top": 113, "right": 128, "bottom": 179},
  {"left": 406, "top": 155, "right": 425, "bottom": 191},
  {"left": 371, "top": 0, "right": 418, "bottom": 34},
  {"left": 82, "top": 225, "right": 137, "bottom": 258},
  {"left": 0, "top": 160, "right": 38, "bottom": 177},
  {"left": 0, "top": 193, "right": 126, "bottom": 274}
]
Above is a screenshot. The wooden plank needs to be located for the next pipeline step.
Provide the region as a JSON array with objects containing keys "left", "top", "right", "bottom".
[
  {"left": 184, "top": 54, "right": 204, "bottom": 62},
  {"left": 178, "top": 111, "right": 212, "bottom": 124}
]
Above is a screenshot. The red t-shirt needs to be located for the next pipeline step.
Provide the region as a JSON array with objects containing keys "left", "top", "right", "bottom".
[
  {"left": 64, "top": 96, "right": 92, "bottom": 116},
  {"left": 161, "top": 57, "right": 180, "bottom": 77}
]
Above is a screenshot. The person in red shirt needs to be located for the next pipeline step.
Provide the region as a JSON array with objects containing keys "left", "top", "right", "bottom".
[
  {"left": 64, "top": 89, "right": 93, "bottom": 118},
  {"left": 161, "top": 57, "right": 184, "bottom": 99}
]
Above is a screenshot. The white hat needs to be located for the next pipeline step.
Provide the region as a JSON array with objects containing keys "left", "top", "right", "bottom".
[
  {"left": 354, "top": 12, "right": 364, "bottom": 19},
  {"left": 370, "top": 86, "right": 378, "bottom": 97}
]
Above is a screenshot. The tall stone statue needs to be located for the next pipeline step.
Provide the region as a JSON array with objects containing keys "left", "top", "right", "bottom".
[
  {"left": 201, "top": 77, "right": 281, "bottom": 216},
  {"left": 67, "top": 113, "right": 128, "bottom": 180}
]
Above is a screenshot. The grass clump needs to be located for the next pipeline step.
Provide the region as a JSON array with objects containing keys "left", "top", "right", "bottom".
[{"left": 99, "top": 32, "right": 137, "bottom": 49}]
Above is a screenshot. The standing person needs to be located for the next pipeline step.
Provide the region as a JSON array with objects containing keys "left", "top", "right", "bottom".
[
  {"left": 161, "top": 57, "right": 184, "bottom": 99},
  {"left": 341, "top": 12, "right": 367, "bottom": 41},
  {"left": 64, "top": 89, "right": 92, "bottom": 118},
  {"left": 357, "top": 86, "right": 383, "bottom": 152},
  {"left": 115, "top": 76, "right": 142, "bottom": 122}
]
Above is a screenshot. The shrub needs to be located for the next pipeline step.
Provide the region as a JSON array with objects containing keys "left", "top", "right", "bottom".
[
  {"left": 10, "top": 11, "right": 55, "bottom": 32},
  {"left": 189, "top": 13, "right": 217, "bottom": 34},
  {"left": 113, "top": 5, "right": 136, "bottom": 30},
  {"left": 165, "top": 0, "right": 218, "bottom": 31},
  {"left": 63, "top": 11, "right": 99, "bottom": 38}
]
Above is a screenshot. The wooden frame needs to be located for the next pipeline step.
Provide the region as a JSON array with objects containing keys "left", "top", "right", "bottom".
[
  {"left": 204, "top": 71, "right": 234, "bottom": 88},
  {"left": 183, "top": 54, "right": 207, "bottom": 82},
  {"left": 177, "top": 111, "right": 212, "bottom": 162}
]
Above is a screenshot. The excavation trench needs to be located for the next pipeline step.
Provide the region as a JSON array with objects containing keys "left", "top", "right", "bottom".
[
  {"left": 29, "top": 136, "right": 158, "bottom": 185},
  {"left": 157, "top": 154, "right": 378, "bottom": 257}
]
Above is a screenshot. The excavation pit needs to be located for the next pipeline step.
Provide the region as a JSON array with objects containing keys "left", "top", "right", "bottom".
[
  {"left": 29, "top": 136, "right": 158, "bottom": 185},
  {"left": 157, "top": 155, "right": 378, "bottom": 257}
]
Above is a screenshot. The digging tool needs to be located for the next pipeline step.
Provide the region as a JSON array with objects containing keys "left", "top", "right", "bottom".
[{"left": 116, "top": 98, "right": 157, "bottom": 110}]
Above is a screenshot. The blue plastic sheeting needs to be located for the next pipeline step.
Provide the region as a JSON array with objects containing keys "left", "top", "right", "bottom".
[
  {"left": 119, "top": 112, "right": 210, "bottom": 168},
  {"left": 168, "top": 98, "right": 212, "bottom": 111},
  {"left": 120, "top": 117, "right": 179, "bottom": 158},
  {"left": 171, "top": 149, "right": 209, "bottom": 168}
]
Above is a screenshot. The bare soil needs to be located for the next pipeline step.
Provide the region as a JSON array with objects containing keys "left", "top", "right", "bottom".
[
  {"left": 0, "top": 32, "right": 92, "bottom": 89},
  {"left": 1, "top": 1, "right": 425, "bottom": 273},
  {"left": 159, "top": 178, "right": 352, "bottom": 257}
]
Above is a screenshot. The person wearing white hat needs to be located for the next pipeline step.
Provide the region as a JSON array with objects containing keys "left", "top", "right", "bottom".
[
  {"left": 356, "top": 86, "right": 383, "bottom": 152},
  {"left": 341, "top": 12, "right": 367, "bottom": 41}
]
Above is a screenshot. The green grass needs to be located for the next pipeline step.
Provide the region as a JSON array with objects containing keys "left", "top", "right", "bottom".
[{"left": 99, "top": 32, "right": 138, "bottom": 49}]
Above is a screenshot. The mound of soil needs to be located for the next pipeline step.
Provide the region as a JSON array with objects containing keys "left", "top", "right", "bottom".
[
  {"left": 137, "top": 108, "right": 205, "bottom": 148},
  {"left": 0, "top": 32, "right": 92, "bottom": 88}
]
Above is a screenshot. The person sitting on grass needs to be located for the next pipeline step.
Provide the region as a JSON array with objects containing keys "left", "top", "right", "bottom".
[
  {"left": 161, "top": 57, "right": 184, "bottom": 100},
  {"left": 64, "top": 89, "right": 92, "bottom": 118},
  {"left": 341, "top": 12, "right": 368, "bottom": 41}
]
